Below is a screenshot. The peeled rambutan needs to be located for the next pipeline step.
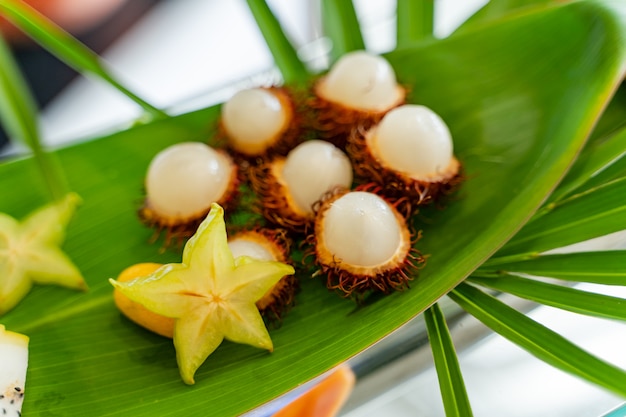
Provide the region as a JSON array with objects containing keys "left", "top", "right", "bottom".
[
  {"left": 309, "top": 51, "right": 406, "bottom": 147},
  {"left": 248, "top": 139, "right": 353, "bottom": 232},
  {"left": 139, "top": 142, "right": 239, "bottom": 246},
  {"left": 228, "top": 227, "right": 298, "bottom": 321},
  {"left": 308, "top": 190, "right": 424, "bottom": 298},
  {"left": 220, "top": 86, "right": 302, "bottom": 162},
  {"left": 347, "top": 104, "right": 462, "bottom": 208}
]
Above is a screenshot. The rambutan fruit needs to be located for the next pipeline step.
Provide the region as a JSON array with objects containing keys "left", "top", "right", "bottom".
[
  {"left": 309, "top": 51, "right": 406, "bottom": 147},
  {"left": 228, "top": 227, "right": 297, "bottom": 321},
  {"left": 308, "top": 190, "right": 424, "bottom": 298},
  {"left": 347, "top": 104, "right": 462, "bottom": 208},
  {"left": 248, "top": 140, "right": 353, "bottom": 232},
  {"left": 220, "top": 87, "right": 302, "bottom": 162},
  {"left": 139, "top": 142, "right": 239, "bottom": 246}
]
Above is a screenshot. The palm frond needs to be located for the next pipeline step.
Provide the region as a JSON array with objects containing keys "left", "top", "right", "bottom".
[
  {"left": 0, "top": 32, "right": 67, "bottom": 200},
  {"left": 321, "top": 0, "right": 365, "bottom": 61},
  {"left": 469, "top": 274, "right": 626, "bottom": 321},
  {"left": 0, "top": 0, "right": 165, "bottom": 119},
  {"left": 450, "top": 283, "right": 626, "bottom": 398},
  {"left": 245, "top": 0, "right": 309, "bottom": 84},
  {"left": 396, "top": 0, "right": 434, "bottom": 46},
  {"left": 425, "top": 303, "right": 474, "bottom": 417}
]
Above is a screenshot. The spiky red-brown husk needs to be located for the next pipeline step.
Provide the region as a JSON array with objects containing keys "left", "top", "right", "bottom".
[
  {"left": 247, "top": 158, "right": 314, "bottom": 233},
  {"left": 307, "top": 190, "right": 425, "bottom": 299},
  {"left": 138, "top": 152, "right": 240, "bottom": 248},
  {"left": 217, "top": 86, "right": 305, "bottom": 166},
  {"left": 346, "top": 127, "right": 463, "bottom": 213},
  {"left": 229, "top": 227, "right": 299, "bottom": 322},
  {"left": 308, "top": 79, "right": 406, "bottom": 149}
]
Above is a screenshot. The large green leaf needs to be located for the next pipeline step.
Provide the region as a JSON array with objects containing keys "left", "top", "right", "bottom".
[{"left": 1, "top": 1, "right": 626, "bottom": 415}]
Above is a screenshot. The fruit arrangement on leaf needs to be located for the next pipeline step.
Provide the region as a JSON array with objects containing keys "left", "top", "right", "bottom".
[
  {"left": 2, "top": 0, "right": 626, "bottom": 415},
  {"left": 111, "top": 50, "right": 461, "bottom": 384}
]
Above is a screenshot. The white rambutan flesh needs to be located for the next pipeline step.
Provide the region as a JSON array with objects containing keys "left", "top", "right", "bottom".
[
  {"left": 0, "top": 325, "right": 28, "bottom": 416},
  {"left": 371, "top": 104, "right": 453, "bottom": 178},
  {"left": 145, "top": 142, "right": 234, "bottom": 220},
  {"left": 228, "top": 239, "right": 274, "bottom": 262},
  {"left": 321, "top": 191, "right": 402, "bottom": 268},
  {"left": 221, "top": 88, "right": 289, "bottom": 155},
  {"left": 317, "top": 50, "right": 403, "bottom": 112},
  {"left": 227, "top": 230, "right": 296, "bottom": 319},
  {"left": 281, "top": 140, "right": 353, "bottom": 215}
]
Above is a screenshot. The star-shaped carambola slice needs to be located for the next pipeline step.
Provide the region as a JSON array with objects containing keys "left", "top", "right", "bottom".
[
  {"left": 109, "top": 203, "right": 295, "bottom": 384},
  {"left": 0, "top": 193, "right": 87, "bottom": 315}
]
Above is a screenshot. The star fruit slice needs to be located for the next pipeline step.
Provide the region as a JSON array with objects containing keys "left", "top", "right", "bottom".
[
  {"left": 0, "top": 193, "right": 87, "bottom": 315},
  {"left": 110, "top": 203, "right": 295, "bottom": 384},
  {"left": 0, "top": 325, "right": 29, "bottom": 416}
]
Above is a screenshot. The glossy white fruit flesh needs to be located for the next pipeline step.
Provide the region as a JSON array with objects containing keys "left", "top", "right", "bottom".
[
  {"left": 228, "top": 238, "right": 274, "bottom": 262},
  {"left": 222, "top": 88, "right": 289, "bottom": 154},
  {"left": 145, "top": 142, "right": 233, "bottom": 219},
  {"left": 321, "top": 192, "right": 401, "bottom": 267},
  {"left": 282, "top": 140, "right": 353, "bottom": 215},
  {"left": 371, "top": 104, "right": 453, "bottom": 177},
  {"left": 0, "top": 325, "right": 28, "bottom": 416},
  {"left": 318, "top": 51, "right": 402, "bottom": 112}
]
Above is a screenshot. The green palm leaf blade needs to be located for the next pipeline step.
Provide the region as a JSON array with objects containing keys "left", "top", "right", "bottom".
[
  {"left": 469, "top": 274, "right": 626, "bottom": 321},
  {"left": 0, "top": 1, "right": 625, "bottom": 415},
  {"left": 450, "top": 283, "right": 626, "bottom": 397},
  {"left": 478, "top": 251, "right": 626, "bottom": 285},
  {"left": 0, "top": 0, "right": 165, "bottom": 119},
  {"left": 425, "top": 303, "right": 473, "bottom": 417},
  {"left": 494, "top": 177, "right": 626, "bottom": 257},
  {"left": 245, "top": 0, "right": 309, "bottom": 84},
  {"left": 590, "top": 82, "right": 626, "bottom": 142},
  {"left": 0, "top": 33, "right": 67, "bottom": 200},
  {"left": 321, "top": 0, "right": 365, "bottom": 61},
  {"left": 396, "top": 0, "right": 434, "bottom": 46},
  {"left": 546, "top": 124, "right": 626, "bottom": 204}
]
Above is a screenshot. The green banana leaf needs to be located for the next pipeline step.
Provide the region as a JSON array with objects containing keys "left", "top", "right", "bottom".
[{"left": 2, "top": 1, "right": 626, "bottom": 415}]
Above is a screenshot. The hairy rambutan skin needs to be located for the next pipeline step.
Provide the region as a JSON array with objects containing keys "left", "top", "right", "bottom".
[
  {"left": 219, "top": 86, "right": 304, "bottom": 164},
  {"left": 346, "top": 126, "right": 463, "bottom": 211},
  {"left": 247, "top": 159, "right": 313, "bottom": 233},
  {"left": 308, "top": 190, "right": 425, "bottom": 299},
  {"left": 228, "top": 227, "right": 299, "bottom": 322},
  {"left": 308, "top": 81, "right": 406, "bottom": 149},
  {"left": 139, "top": 155, "right": 240, "bottom": 248},
  {"left": 247, "top": 139, "right": 353, "bottom": 233}
]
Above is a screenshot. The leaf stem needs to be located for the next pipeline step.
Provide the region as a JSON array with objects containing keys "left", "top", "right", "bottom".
[
  {"left": 397, "top": 0, "right": 434, "bottom": 47},
  {"left": 321, "top": 0, "right": 365, "bottom": 62}
]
